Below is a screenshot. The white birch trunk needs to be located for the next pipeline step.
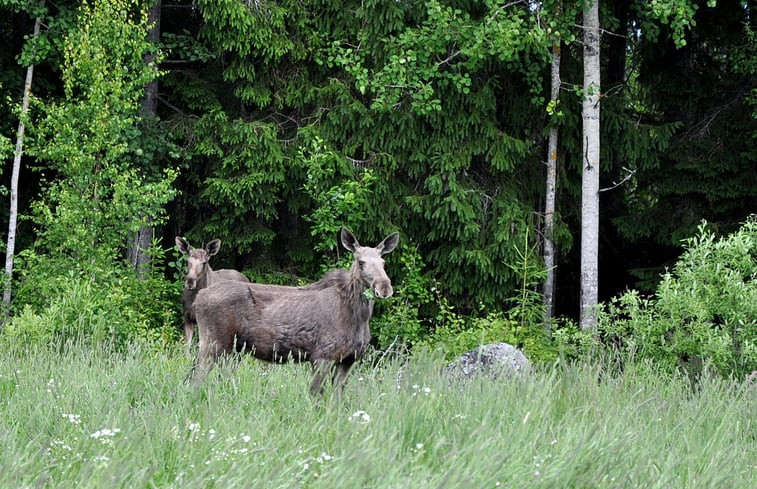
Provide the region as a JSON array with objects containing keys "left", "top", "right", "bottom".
[
  {"left": 580, "top": 0, "right": 601, "bottom": 330},
  {"left": 3, "top": 16, "right": 41, "bottom": 327},
  {"left": 543, "top": 38, "right": 561, "bottom": 328}
]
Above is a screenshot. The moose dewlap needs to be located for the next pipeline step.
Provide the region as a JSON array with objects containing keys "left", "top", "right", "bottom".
[{"left": 187, "top": 228, "right": 399, "bottom": 396}]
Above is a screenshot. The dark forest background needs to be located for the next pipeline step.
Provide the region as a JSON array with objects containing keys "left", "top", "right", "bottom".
[{"left": 1, "top": 0, "right": 755, "bottom": 376}]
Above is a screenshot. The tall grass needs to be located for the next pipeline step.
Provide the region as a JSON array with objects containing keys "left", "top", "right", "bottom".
[{"left": 0, "top": 340, "right": 754, "bottom": 488}]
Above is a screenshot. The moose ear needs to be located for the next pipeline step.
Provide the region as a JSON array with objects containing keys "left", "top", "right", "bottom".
[
  {"left": 340, "top": 228, "right": 359, "bottom": 252},
  {"left": 176, "top": 237, "right": 191, "bottom": 254},
  {"left": 206, "top": 239, "right": 221, "bottom": 256},
  {"left": 377, "top": 232, "right": 399, "bottom": 255}
]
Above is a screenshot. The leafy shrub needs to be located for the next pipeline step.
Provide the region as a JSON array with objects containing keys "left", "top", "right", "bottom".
[
  {"left": 371, "top": 245, "right": 435, "bottom": 349},
  {"left": 585, "top": 218, "right": 757, "bottom": 379},
  {"left": 5, "top": 243, "right": 182, "bottom": 350},
  {"left": 413, "top": 294, "right": 557, "bottom": 363}
]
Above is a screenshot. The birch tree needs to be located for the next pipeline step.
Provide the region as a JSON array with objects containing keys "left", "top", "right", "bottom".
[
  {"left": 580, "top": 0, "right": 601, "bottom": 330},
  {"left": 2, "top": 15, "right": 41, "bottom": 327},
  {"left": 543, "top": 14, "right": 562, "bottom": 327}
]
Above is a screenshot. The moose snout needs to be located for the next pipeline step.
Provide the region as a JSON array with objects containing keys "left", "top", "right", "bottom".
[
  {"left": 373, "top": 281, "right": 394, "bottom": 299},
  {"left": 184, "top": 277, "right": 197, "bottom": 290}
]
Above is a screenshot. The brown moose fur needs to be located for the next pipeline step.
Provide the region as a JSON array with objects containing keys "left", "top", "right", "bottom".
[
  {"left": 176, "top": 237, "right": 249, "bottom": 348},
  {"left": 187, "top": 228, "right": 399, "bottom": 396}
]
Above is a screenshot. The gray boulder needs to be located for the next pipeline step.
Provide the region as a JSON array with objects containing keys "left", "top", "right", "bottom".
[{"left": 443, "top": 342, "right": 531, "bottom": 381}]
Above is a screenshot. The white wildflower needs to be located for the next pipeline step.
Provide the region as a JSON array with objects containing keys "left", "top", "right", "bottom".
[
  {"left": 349, "top": 410, "right": 371, "bottom": 423},
  {"left": 90, "top": 428, "right": 121, "bottom": 444},
  {"left": 51, "top": 439, "right": 72, "bottom": 451},
  {"left": 62, "top": 413, "right": 81, "bottom": 424}
]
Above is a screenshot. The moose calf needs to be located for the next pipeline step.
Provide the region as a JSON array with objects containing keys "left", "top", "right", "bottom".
[{"left": 175, "top": 237, "right": 249, "bottom": 348}]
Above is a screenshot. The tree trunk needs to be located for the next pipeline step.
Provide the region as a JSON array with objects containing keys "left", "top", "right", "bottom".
[
  {"left": 2, "top": 15, "right": 41, "bottom": 328},
  {"left": 127, "top": 0, "right": 161, "bottom": 279},
  {"left": 543, "top": 35, "right": 561, "bottom": 329},
  {"left": 580, "top": 0, "right": 601, "bottom": 330}
]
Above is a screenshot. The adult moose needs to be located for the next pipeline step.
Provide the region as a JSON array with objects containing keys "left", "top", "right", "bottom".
[
  {"left": 175, "top": 237, "right": 249, "bottom": 349},
  {"left": 187, "top": 228, "right": 399, "bottom": 396}
]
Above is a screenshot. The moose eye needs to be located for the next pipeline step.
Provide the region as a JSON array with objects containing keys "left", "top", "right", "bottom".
[{"left": 358, "top": 260, "right": 365, "bottom": 270}]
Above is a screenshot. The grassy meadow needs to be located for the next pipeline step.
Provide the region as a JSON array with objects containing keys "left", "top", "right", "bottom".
[{"left": 0, "top": 340, "right": 754, "bottom": 489}]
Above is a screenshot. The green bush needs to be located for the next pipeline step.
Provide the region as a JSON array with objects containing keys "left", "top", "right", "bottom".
[
  {"left": 589, "top": 217, "right": 757, "bottom": 379},
  {"left": 413, "top": 295, "right": 557, "bottom": 363},
  {"left": 371, "top": 245, "right": 435, "bottom": 350},
  {"left": 5, "top": 244, "right": 182, "bottom": 350}
]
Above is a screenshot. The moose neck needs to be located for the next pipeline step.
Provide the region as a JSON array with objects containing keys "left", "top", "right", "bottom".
[
  {"left": 195, "top": 266, "right": 215, "bottom": 290},
  {"left": 347, "top": 263, "right": 374, "bottom": 323}
]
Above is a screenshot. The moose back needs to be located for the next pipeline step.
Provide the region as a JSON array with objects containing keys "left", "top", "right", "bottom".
[{"left": 187, "top": 228, "right": 399, "bottom": 396}]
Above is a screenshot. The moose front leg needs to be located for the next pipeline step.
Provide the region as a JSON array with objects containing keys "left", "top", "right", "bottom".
[
  {"left": 186, "top": 338, "right": 223, "bottom": 386},
  {"left": 332, "top": 356, "right": 356, "bottom": 396},
  {"left": 183, "top": 316, "right": 195, "bottom": 356},
  {"left": 310, "top": 359, "right": 333, "bottom": 397}
]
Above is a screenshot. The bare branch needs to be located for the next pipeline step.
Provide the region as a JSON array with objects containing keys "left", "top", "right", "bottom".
[
  {"left": 156, "top": 93, "right": 197, "bottom": 119},
  {"left": 600, "top": 167, "right": 636, "bottom": 193}
]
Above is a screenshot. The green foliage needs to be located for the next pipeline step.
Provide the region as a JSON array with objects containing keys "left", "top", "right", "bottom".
[
  {"left": 581, "top": 218, "right": 757, "bottom": 380},
  {"left": 371, "top": 244, "right": 435, "bottom": 350},
  {"left": 162, "top": 0, "right": 564, "bottom": 314},
  {"left": 644, "top": 0, "right": 701, "bottom": 48},
  {"left": 0, "top": 128, "right": 11, "bottom": 163},
  {"left": 4, "top": 0, "right": 180, "bottom": 345},
  {"left": 372, "top": 226, "right": 554, "bottom": 360},
  {"left": 6, "top": 0, "right": 751, "bottom": 358},
  {"left": 6, "top": 242, "right": 181, "bottom": 349},
  {"left": 330, "top": 0, "right": 548, "bottom": 114},
  {"left": 301, "top": 135, "right": 376, "bottom": 259},
  {"left": 27, "top": 0, "right": 176, "bottom": 266},
  {"left": 731, "top": 20, "right": 757, "bottom": 120},
  {"left": 161, "top": 31, "right": 216, "bottom": 64},
  {"left": 506, "top": 227, "right": 548, "bottom": 331},
  {"left": 190, "top": 110, "right": 289, "bottom": 253},
  {"left": 412, "top": 228, "right": 555, "bottom": 363},
  {"left": 615, "top": 0, "right": 757, "bottom": 252},
  {"left": 415, "top": 298, "right": 557, "bottom": 363}
]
